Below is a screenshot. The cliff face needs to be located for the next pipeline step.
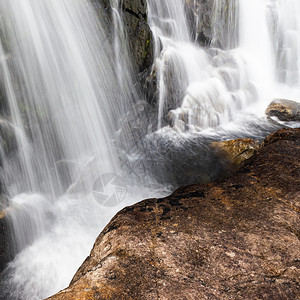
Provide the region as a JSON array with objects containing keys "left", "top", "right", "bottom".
[{"left": 49, "top": 128, "right": 300, "bottom": 299}]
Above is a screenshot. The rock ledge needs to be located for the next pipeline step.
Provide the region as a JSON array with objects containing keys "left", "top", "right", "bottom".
[{"left": 49, "top": 128, "right": 300, "bottom": 300}]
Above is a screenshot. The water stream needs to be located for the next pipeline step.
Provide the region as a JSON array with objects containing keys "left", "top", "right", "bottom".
[{"left": 0, "top": 0, "right": 299, "bottom": 299}]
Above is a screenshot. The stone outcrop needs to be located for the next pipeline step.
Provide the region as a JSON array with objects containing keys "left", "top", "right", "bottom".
[
  {"left": 92, "top": 0, "right": 153, "bottom": 73},
  {"left": 266, "top": 99, "right": 300, "bottom": 122},
  {"left": 0, "top": 210, "right": 12, "bottom": 272},
  {"left": 49, "top": 127, "right": 300, "bottom": 300},
  {"left": 211, "top": 138, "right": 260, "bottom": 171},
  {"left": 185, "top": 0, "right": 239, "bottom": 49},
  {"left": 193, "top": 0, "right": 215, "bottom": 46},
  {"left": 121, "top": 0, "right": 153, "bottom": 73}
]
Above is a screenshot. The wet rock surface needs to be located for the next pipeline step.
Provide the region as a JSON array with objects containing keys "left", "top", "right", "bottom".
[
  {"left": 211, "top": 138, "right": 260, "bottom": 171},
  {"left": 93, "top": 0, "right": 153, "bottom": 73},
  {"left": 49, "top": 128, "right": 300, "bottom": 300},
  {"left": 0, "top": 211, "right": 12, "bottom": 272},
  {"left": 0, "top": 188, "right": 12, "bottom": 273},
  {"left": 266, "top": 99, "right": 300, "bottom": 122}
]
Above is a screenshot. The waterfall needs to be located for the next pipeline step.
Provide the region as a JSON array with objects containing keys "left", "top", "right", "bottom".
[
  {"left": 0, "top": 0, "right": 299, "bottom": 299},
  {"left": 211, "top": 0, "right": 239, "bottom": 49},
  {"left": 270, "top": 0, "right": 300, "bottom": 85},
  {"left": 0, "top": 0, "right": 140, "bottom": 298}
]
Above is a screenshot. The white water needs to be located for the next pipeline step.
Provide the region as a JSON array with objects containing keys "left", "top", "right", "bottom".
[{"left": 0, "top": 0, "right": 300, "bottom": 299}]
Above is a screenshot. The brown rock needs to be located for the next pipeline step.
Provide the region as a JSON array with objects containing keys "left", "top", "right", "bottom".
[
  {"left": 265, "top": 99, "right": 300, "bottom": 122},
  {"left": 49, "top": 128, "right": 300, "bottom": 300},
  {"left": 0, "top": 209, "right": 13, "bottom": 272},
  {"left": 211, "top": 138, "right": 260, "bottom": 170}
]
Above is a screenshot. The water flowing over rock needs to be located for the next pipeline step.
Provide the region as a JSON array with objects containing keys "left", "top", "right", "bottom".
[
  {"left": 48, "top": 128, "right": 300, "bottom": 299},
  {"left": 266, "top": 99, "right": 300, "bottom": 122},
  {"left": 0, "top": 0, "right": 300, "bottom": 298}
]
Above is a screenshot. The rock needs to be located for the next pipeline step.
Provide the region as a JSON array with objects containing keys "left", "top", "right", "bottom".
[
  {"left": 0, "top": 194, "right": 13, "bottom": 273},
  {"left": 193, "top": 0, "right": 214, "bottom": 46},
  {"left": 48, "top": 127, "right": 300, "bottom": 299},
  {"left": 185, "top": 0, "right": 239, "bottom": 49},
  {"left": 211, "top": 138, "right": 260, "bottom": 170},
  {"left": 266, "top": 99, "right": 300, "bottom": 122},
  {"left": 93, "top": 0, "right": 154, "bottom": 74},
  {"left": 122, "top": 3, "right": 154, "bottom": 73},
  {"left": 0, "top": 118, "right": 17, "bottom": 162},
  {"left": 118, "top": 100, "right": 154, "bottom": 151}
]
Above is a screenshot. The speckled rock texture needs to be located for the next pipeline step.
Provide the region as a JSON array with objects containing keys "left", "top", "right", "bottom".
[
  {"left": 49, "top": 128, "right": 300, "bottom": 300},
  {"left": 211, "top": 138, "right": 260, "bottom": 171},
  {"left": 266, "top": 99, "right": 300, "bottom": 122}
]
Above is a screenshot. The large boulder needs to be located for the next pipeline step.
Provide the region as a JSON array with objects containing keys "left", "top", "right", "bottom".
[
  {"left": 48, "top": 127, "right": 300, "bottom": 299},
  {"left": 266, "top": 99, "right": 300, "bottom": 122}
]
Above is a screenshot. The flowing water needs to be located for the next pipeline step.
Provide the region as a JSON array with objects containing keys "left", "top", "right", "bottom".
[{"left": 0, "top": 0, "right": 299, "bottom": 299}]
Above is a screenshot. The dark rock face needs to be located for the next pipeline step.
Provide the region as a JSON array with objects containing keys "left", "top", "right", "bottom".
[
  {"left": 92, "top": 0, "right": 153, "bottom": 73},
  {"left": 266, "top": 99, "right": 300, "bottom": 122},
  {"left": 0, "top": 211, "right": 13, "bottom": 273},
  {"left": 49, "top": 128, "right": 300, "bottom": 300},
  {"left": 193, "top": 0, "right": 215, "bottom": 46},
  {"left": 121, "top": 0, "right": 153, "bottom": 73},
  {"left": 186, "top": 0, "right": 239, "bottom": 49}
]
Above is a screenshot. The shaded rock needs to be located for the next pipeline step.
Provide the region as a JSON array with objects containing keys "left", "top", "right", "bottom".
[
  {"left": 49, "top": 127, "right": 300, "bottom": 299},
  {"left": 266, "top": 99, "right": 300, "bottom": 122},
  {"left": 121, "top": 0, "right": 154, "bottom": 73},
  {"left": 93, "top": 0, "right": 154, "bottom": 74},
  {"left": 211, "top": 138, "right": 260, "bottom": 170},
  {"left": 186, "top": 0, "right": 239, "bottom": 49},
  {"left": 0, "top": 204, "right": 13, "bottom": 272},
  {"left": 139, "top": 65, "right": 159, "bottom": 106},
  {"left": 193, "top": 0, "right": 214, "bottom": 46},
  {"left": 118, "top": 101, "right": 154, "bottom": 151},
  {"left": 0, "top": 118, "right": 17, "bottom": 161}
]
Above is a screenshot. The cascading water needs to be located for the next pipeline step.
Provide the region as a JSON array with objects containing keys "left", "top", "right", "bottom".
[
  {"left": 147, "top": 0, "right": 300, "bottom": 133},
  {"left": 0, "top": 0, "right": 152, "bottom": 299},
  {"left": 270, "top": 0, "right": 300, "bottom": 86},
  {"left": 0, "top": 0, "right": 299, "bottom": 299}
]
